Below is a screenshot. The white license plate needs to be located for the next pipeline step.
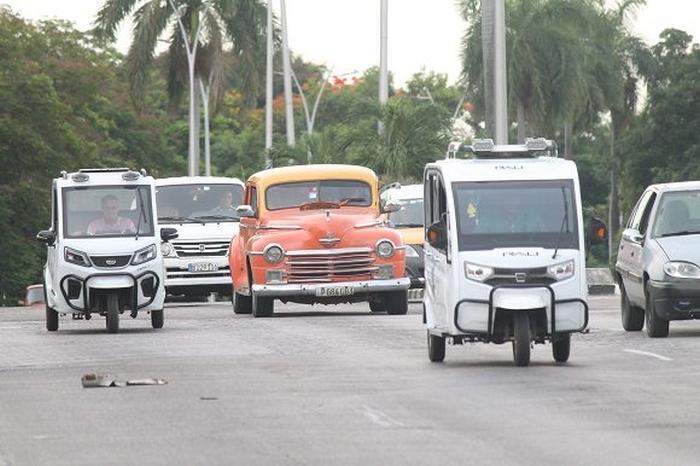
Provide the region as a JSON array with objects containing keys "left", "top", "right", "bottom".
[
  {"left": 188, "top": 262, "right": 218, "bottom": 273},
  {"left": 315, "top": 286, "right": 355, "bottom": 297}
]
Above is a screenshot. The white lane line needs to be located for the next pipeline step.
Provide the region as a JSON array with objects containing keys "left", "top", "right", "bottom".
[
  {"left": 623, "top": 349, "right": 673, "bottom": 362},
  {"left": 360, "top": 405, "right": 405, "bottom": 428}
]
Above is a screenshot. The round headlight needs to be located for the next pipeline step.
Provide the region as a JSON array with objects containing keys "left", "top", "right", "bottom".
[
  {"left": 161, "top": 242, "right": 174, "bottom": 257},
  {"left": 376, "top": 240, "right": 395, "bottom": 258},
  {"left": 264, "top": 245, "right": 285, "bottom": 263}
]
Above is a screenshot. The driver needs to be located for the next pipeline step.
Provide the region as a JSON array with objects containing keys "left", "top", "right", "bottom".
[
  {"left": 87, "top": 194, "right": 136, "bottom": 235},
  {"left": 213, "top": 191, "right": 236, "bottom": 211}
]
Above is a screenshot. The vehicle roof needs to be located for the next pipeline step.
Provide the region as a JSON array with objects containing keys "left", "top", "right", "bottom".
[
  {"left": 426, "top": 157, "right": 578, "bottom": 184},
  {"left": 248, "top": 164, "right": 378, "bottom": 190},
  {"left": 54, "top": 169, "right": 153, "bottom": 187},
  {"left": 383, "top": 184, "right": 423, "bottom": 200},
  {"left": 647, "top": 181, "right": 700, "bottom": 193},
  {"left": 155, "top": 176, "right": 244, "bottom": 187}
]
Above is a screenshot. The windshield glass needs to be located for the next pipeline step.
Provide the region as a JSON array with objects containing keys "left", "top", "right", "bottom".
[
  {"left": 266, "top": 180, "right": 372, "bottom": 210},
  {"left": 652, "top": 190, "right": 700, "bottom": 237},
  {"left": 451, "top": 180, "right": 579, "bottom": 251},
  {"left": 156, "top": 184, "right": 244, "bottom": 223},
  {"left": 388, "top": 198, "right": 424, "bottom": 228},
  {"left": 63, "top": 186, "right": 154, "bottom": 238}
]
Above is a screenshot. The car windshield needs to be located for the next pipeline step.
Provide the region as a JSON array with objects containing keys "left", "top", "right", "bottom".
[
  {"left": 388, "top": 198, "right": 424, "bottom": 228},
  {"left": 156, "top": 184, "right": 244, "bottom": 223},
  {"left": 266, "top": 180, "right": 372, "bottom": 210},
  {"left": 652, "top": 190, "right": 700, "bottom": 237},
  {"left": 451, "top": 180, "right": 579, "bottom": 251},
  {"left": 63, "top": 185, "right": 154, "bottom": 238}
]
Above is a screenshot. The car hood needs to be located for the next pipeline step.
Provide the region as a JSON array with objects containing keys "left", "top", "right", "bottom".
[{"left": 655, "top": 235, "right": 700, "bottom": 263}]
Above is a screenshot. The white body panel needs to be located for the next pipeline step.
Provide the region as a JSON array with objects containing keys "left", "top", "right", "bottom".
[{"left": 423, "top": 156, "right": 588, "bottom": 337}]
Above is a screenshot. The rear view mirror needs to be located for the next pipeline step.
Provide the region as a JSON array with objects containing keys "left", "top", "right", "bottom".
[
  {"left": 36, "top": 230, "right": 56, "bottom": 246},
  {"left": 589, "top": 218, "right": 608, "bottom": 244},
  {"left": 381, "top": 201, "right": 401, "bottom": 214},
  {"left": 427, "top": 220, "right": 447, "bottom": 250},
  {"left": 160, "top": 227, "right": 178, "bottom": 242},
  {"left": 622, "top": 228, "right": 644, "bottom": 245},
  {"left": 236, "top": 205, "right": 255, "bottom": 218}
]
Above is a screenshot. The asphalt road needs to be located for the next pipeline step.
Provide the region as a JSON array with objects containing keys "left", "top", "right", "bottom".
[{"left": 2, "top": 295, "right": 700, "bottom": 465}]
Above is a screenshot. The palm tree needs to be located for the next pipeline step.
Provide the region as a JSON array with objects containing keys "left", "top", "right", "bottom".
[{"left": 93, "top": 0, "right": 269, "bottom": 174}]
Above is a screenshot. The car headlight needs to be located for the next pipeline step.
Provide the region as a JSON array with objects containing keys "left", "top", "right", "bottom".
[
  {"left": 405, "top": 245, "right": 419, "bottom": 258},
  {"left": 664, "top": 261, "right": 700, "bottom": 279},
  {"left": 64, "top": 247, "right": 91, "bottom": 267},
  {"left": 547, "top": 260, "right": 575, "bottom": 281},
  {"left": 264, "top": 244, "right": 285, "bottom": 264},
  {"left": 132, "top": 244, "right": 157, "bottom": 265},
  {"left": 464, "top": 262, "right": 494, "bottom": 282},
  {"left": 161, "top": 242, "right": 176, "bottom": 257},
  {"left": 376, "top": 240, "right": 395, "bottom": 258}
]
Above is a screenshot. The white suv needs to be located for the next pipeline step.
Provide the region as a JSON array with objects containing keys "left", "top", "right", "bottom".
[
  {"left": 155, "top": 177, "right": 244, "bottom": 298},
  {"left": 37, "top": 168, "right": 176, "bottom": 333}
]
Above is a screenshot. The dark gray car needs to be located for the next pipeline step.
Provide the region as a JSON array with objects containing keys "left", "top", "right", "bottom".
[{"left": 616, "top": 182, "right": 700, "bottom": 337}]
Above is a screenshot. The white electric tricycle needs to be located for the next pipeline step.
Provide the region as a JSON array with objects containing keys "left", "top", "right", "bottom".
[
  {"left": 423, "top": 139, "right": 606, "bottom": 366},
  {"left": 37, "top": 168, "right": 178, "bottom": 333}
]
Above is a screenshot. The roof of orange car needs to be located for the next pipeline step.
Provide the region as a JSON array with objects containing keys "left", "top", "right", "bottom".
[{"left": 248, "top": 164, "right": 378, "bottom": 188}]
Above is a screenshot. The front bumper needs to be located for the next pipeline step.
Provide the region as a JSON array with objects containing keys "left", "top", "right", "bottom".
[
  {"left": 251, "top": 277, "right": 411, "bottom": 297},
  {"left": 648, "top": 279, "right": 700, "bottom": 320},
  {"left": 59, "top": 271, "right": 161, "bottom": 313}
]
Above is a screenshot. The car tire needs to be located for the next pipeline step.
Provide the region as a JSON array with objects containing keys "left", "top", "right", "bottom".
[
  {"left": 252, "top": 293, "right": 274, "bottom": 318},
  {"left": 106, "top": 293, "right": 119, "bottom": 334},
  {"left": 552, "top": 333, "right": 571, "bottom": 363},
  {"left": 233, "top": 291, "right": 252, "bottom": 314},
  {"left": 151, "top": 309, "right": 164, "bottom": 329},
  {"left": 621, "top": 282, "right": 644, "bottom": 331},
  {"left": 512, "top": 312, "right": 531, "bottom": 367},
  {"left": 427, "top": 331, "right": 445, "bottom": 362},
  {"left": 385, "top": 290, "right": 408, "bottom": 315},
  {"left": 369, "top": 299, "right": 384, "bottom": 313},
  {"left": 645, "top": 283, "right": 669, "bottom": 338},
  {"left": 46, "top": 305, "right": 59, "bottom": 332}
]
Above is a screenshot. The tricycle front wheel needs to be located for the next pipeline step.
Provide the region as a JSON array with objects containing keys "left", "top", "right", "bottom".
[
  {"left": 552, "top": 334, "right": 571, "bottom": 363},
  {"left": 105, "top": 293, "right": 119, "bottom": 334},
  {"left": 512, "top": 312, "right": 531, "bottom": 367}
]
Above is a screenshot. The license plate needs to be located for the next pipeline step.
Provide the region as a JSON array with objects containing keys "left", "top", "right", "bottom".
[
  {"left": 188, "top": 262, "right": 218, "bottom": 273},
  {"left": 316, "top": 286, "right": 355, "bottom": 297}
]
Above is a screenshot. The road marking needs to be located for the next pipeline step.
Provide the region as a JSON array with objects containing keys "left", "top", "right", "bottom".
[
  {"left": 360, "top": 405, "right": 405, "bottom": 428},
  {"left": 623, "top": 349, "right": 673, "bottom": 362}
]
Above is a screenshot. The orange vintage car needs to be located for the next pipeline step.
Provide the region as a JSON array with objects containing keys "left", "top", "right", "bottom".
[{"left": 228, "top": 164, "right": 410, "bottom": 317}]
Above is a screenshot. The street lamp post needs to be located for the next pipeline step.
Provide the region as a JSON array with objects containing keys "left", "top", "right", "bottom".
[
  {"left": 280, "top": 0, "right": 296, "bottom": 147},
  {"left": 264, "top": 0, "right": 274, "bottom": 168}
]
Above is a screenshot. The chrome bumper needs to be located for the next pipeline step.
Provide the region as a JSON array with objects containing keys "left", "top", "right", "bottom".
[{"left": 251, "top": 277, "right": 411, "bottom": 297}]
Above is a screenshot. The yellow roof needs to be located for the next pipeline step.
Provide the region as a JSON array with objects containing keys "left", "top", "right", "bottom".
[{"left": 249, "top": 164, "right": 378, "bottom": 190}]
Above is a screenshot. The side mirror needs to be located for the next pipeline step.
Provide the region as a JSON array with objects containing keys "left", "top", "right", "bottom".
[
  {"left": 36, "top": 230, "right": 56, "bottom": 246},
  {"left": 236, "top": 205, "right": 255, "bottom": 218},
  {"left": 426, "top": 220, "right": 447, "bottom": 250},
  {"left": 381, "top": 201, "right": 401, "bottom": 214},
  {"left": 622, "top": 228, "right": 644, "bottom": 245},
  {"left": 589, "top": 217, "right": 608, "bottom": 244},
  {"left": 160, "top": 227, "right": 178, "bottom": 242}
]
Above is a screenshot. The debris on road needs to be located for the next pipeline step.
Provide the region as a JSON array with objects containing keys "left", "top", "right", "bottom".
[{"left": 81, "top": 374, "right": 167, "bottom": 388}]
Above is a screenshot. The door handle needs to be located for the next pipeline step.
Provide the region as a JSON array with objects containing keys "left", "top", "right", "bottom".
[{"left": 630, "top": 252, "right": 635, "bottom": 257}]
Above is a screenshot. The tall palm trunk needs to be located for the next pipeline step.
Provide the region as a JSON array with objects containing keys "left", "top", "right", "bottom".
[
  {"left": 564, "top": 120, "right": 573, "bottom": 159},
  {"left": 608, "top": 119, "right": 619, "bottom": 261},
  {"left": 517, "top": 99, "right": 527, "bottom": 143}
]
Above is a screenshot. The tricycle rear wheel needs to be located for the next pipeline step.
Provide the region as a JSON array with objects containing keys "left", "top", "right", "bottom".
[
  {"left": 427, "top": 331, "right": 445, "bottom": 362},
  {"left": 512, "top": 312, "right": 531, "bottom": 367},
  {"left": 151, "top": 309, "right": 164, "bottom": 329}
]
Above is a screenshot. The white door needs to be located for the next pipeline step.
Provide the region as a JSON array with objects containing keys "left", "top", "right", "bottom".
[{"left": 424, "top": 170, "right": 450, "bottom": 329}]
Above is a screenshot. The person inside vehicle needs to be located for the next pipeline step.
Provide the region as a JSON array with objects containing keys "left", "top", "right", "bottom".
[
  {"left": 214, "top": 190, "right": 236, "bottom": 212},
  {"left": 87, "top": 194, "right": 136, "bottom": 235},
  {"left": 477, "top": 193, "right": 546, "bottom": 234}
]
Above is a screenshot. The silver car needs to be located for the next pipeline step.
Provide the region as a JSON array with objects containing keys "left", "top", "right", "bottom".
[{"left": 616, "top": 182, "right": 700, "bottom": 338}]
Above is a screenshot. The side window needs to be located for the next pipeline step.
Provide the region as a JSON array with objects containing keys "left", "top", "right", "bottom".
[
  {"left": 629, "top": 191, "right": 652, "bottom": 231},
  {"left": 247, "top": 186, "right": 258, "bottom": 215},
  {"left": 424, "top": 173, "right": 436, "bottom": 226},
  {"left": 638, "top": 193, "right": 657, "bottom": 236}
]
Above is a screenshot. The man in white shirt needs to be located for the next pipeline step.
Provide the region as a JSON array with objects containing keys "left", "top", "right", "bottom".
[{"left": 87, "top": 194, "right": 136, "bottom": 235}]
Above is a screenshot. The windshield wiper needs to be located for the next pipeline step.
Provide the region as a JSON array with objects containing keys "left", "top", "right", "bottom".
[
  {"left": 659, "top": 230, "right": 700, "bottom": 238},
  {"left": 339, "top": 197, "right": 368, "bottom": 206},
  {"left": 193, "top": 214, "right": 239, "bottom": 221},
  {"left": 393, "top": 223, "right": 423, "bottom": 228},
  {"left": 552, "top": 186, "right": 570, "bottom": 259},
  {"left": 135, "top": 188, "right": 148, "bottom": 241},
  {"left": 159, "top": 215, "right": 201, "bottom": 223}
]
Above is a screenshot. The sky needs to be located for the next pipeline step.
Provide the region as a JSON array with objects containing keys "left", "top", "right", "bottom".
[{"left": 2, "top": 0, "right": 700, "bottom": 87}]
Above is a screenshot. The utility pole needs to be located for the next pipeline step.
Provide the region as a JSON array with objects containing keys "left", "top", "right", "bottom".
[
  {"left": 378, "top": 0, "right": 388, "bottom": 133},
  {"left": 280, "top": 0, "right": 295, "bottom": 147},
  {"left": 481, "top": 0, "right": 508, "bottom": 144},
  {"left": 265, "top": 0, "right": 274, "bottom": 168}
]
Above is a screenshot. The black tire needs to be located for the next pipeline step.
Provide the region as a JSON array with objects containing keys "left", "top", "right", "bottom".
[
  {"left": 106, "top": 293, "right": 120, "bottom": 334},
  {"left": 621, "top": 282, "right": 644, "bottom": 331},
  {"left": 512, "top": 312, "right": 531, "bottom": 367},
  {"left": 427, "top": 331, "right": 446, "bottom": 362},
  {"left": 369, "top": 300, "right": 384, "bottom": 313},
  {"left": 46, "top": 304, "right": 58, "bottom": 332},
  {"left": 151, "top": 309, "right": 164, "bottom": 329},
  {"left": 252, "top": 293, "right": 274, "bottom": 318},
  {"left": 645, "top": 284, "right": 669, "bottom": 338},
  {"left": 385, "top": 290, "right": 408, "bottom": 315},
  {"left": 233, "top": 291, "right": 252, "bottom": 314},
  {"left": 552, "top": 334, "right": 571, "bottom": 363}
]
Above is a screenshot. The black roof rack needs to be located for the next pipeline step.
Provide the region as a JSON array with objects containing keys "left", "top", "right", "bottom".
[{"left": 78, "top": 168, "right": 131, "bottom": 173}]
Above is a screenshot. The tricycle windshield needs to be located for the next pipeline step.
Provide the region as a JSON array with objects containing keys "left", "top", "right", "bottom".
[
  {"left": 389, "top": 198, "right": 424, "bottom": 228},
  {"left": 451, "top": 180, "right": 579, "bottom": 251},
  {"left": 266, "top": 180, "right": 372, "bottom": 210},
  {"left": 63, "top": 185, "right": 154, "bottom": 238},
  {"left": 156, "top": 183, "right": 244, "bottom": 223}
]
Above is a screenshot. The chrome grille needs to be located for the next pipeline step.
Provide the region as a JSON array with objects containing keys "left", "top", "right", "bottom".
[
  {"left": 166, "top": 265, "right": 230, "bottom": 280},
  {"left": 286, "top": 247, "right": 376, "bottom": 283},
  {"left": 485, "top": 267, "right": 555, "bottom": 286},
  {"left": 172, "top": 240, "right": 230, "bottom": 257}
]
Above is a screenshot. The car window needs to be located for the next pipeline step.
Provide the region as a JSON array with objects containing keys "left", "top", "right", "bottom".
[
  {"left": 249, "top": 187, "right": 258, "bottom": 214},
  {"left": 156, "top": 183, "right": 244, "bottom": 223},
  {"left": 629, "top": 191, "right": 653, "bottom": 231},
  {"left": 638, "top": 193, "right": 657, "bottom": 235},
  {"left": 652, "top": 191, "right": 700, "bottom": 237},
  {"left": 266, "top": 180, "right": 371, "bottom": 210}
]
